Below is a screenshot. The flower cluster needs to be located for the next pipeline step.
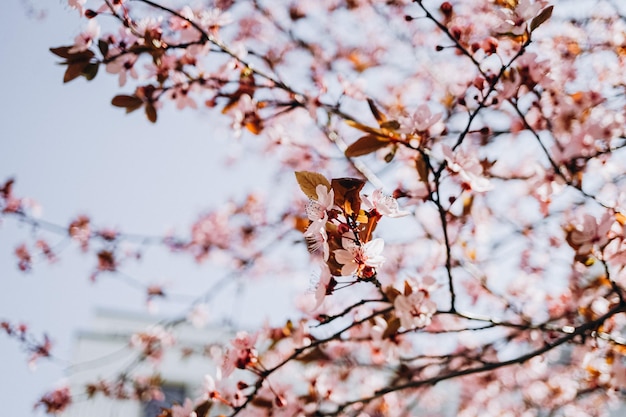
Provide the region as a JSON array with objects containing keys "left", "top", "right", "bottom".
[
  {"left": 296, "top": 172, "right": 409, "bottom": 306},
  {"left": 393, "top": 277, "right": 438, "bottom": 330},
  {"left": 129, "top": 326, "right": 175, "bottom": 363}
]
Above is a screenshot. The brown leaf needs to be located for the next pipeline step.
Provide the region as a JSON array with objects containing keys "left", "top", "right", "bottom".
[
  {"left": 415, "top": 154, "right": 429, "bottom": 183},
  {"left": 294, "top": 171, "right": 331, "bottom": 199},
  {"left": 63, "top": 62, "right": 89, "bottom": 83},
  {"left": 462, "top": 195, "right": 474, "bottom": 217},
  {"left": 345, "top": 119, "right": 386, "bottom": 136},
  {"left": 345, "top": 135, "right": 390, "bottom": 158},
  {"left": 67, "top": 49, "right": 95, "bottom": 63},
  {"left": 97, "top": 39, "right": 109, "bottom": 57},
  {"left": 382, "top": 317, "right": 401, "bottom": 339},
  {"left": 331, "top": 177, "right": 364, "bottom": 216},
  {"left": 357, "top": 213, "right": 378, "bottom": 244},
  {"left": 530, "top": 5, "right": 553, "bottom": 32},
  {"left": 49, "top": 46, "right": 74, "bottom": 59},
  {"left": 251, "top": 397, "right": 274, "bottom": 409},
  {"left": 379, "top": 120, "right": 400, "bottom": 130},
  {"left": 367, "top": 98, "right": 387, "bottom": 123},
  {"left": 194, "top": 401, "right": 212, "bottom": 417},
  {"left": 111, "top": 95, "right": 143, "bottom": 109},
  {"left": 293, "top": 216, "right": 309, "bottom": 233},
  {"left": 50, "top": 46, "right": 95, "bottom": 63},
  {"left": 384, "top": 146, "right": 397, "bottom": 163},
  {"left": 244, "top": 114, "right": 263, "bottom": 135},
  {"left": 295, "top": 346, "right": 331, "bottom": 363},
  {"left": 82, "top": 63, "right": 99, "bottom": 81},
  {"left": 145, "top": 103, "right": 158, "bottom": 123},
  {"left": 385, "top": 286, "right": 401, "bottom": 303}
]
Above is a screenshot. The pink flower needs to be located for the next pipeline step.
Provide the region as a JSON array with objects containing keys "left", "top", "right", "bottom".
[
  {"left": 334, "top": 237, "right": 385, "bottom": 277},
  {"left": 304, "top": 185, "right": 334, "bottom": 260},
  {"left": 394, "top": 277, "right": 437, "bottom": 330},
  {"left": 198, "top": 8, "right": 233, "bottom": 32},
  {"left": 67, "top": 0, "right": 85, "bottom": 16},
  {"left": 36, "top": 386, "right": 72, "bottom": 414},
  {"left": 221, "top": 331, "right": 258, "bottom": 377},
  {"left": 400, "top": 104, "right": 442, "bottom": 133},
  {"left": 306, "top": 185, "right": 335, "bottom": 222},
  {"left": 441, "top": 145, "right": 492, "bottom": 192},
  {"left": 494, "top": 0, "right": 545, "bottom": 36},
  {"left": 568, "top": 212, "right": 613, "bottom": 255},
  {"left": 231, "top": 331, "right": 257, "bottom": 350},
  {"left": 69, "top": 20, "right": 100, "bottom": 53},
  {"left": 105, "top": 50, "right": 138, "bottom": 87},
  {"left": 129, "top": 326, "right": 175, "bottom": 363},
  {"left": 305, "top": 221, "right": 329, "bottom": 260},
  {"left": 363, "top": 189, "right": 409, "bottom": 218},
  {"left": 166, "top": 73, "right": 198, "bottom": 110},
  {"left": 232, "top": 94, "right": 259, "bottom": 137},
  {"left": 187, "top": 304, "right": 209, "bottom": 328},
  {"left": 314, "top": 264, "right": 333, "bottom": 308},
  {"left": 171, "top": 398, "right": 197, "bottom": 417}
]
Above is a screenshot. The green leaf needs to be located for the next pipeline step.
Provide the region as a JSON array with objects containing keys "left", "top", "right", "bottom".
[
  {"left": 530, "top": 5, "right": 553, "bottom": 32},
  {"left": 294, "top": 171, "right": 331, "bottom": 199},
  {"left": 345, "top": 135, "right": 390, "bottom": 157}
]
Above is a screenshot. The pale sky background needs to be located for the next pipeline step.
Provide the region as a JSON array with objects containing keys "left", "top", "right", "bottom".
[{"left": 0, "top": 1, "right": 304, "bottom": 414}]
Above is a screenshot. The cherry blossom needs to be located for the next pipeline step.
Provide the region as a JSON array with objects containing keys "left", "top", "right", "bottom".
[
  {"left": 393, "top": 277, "right": 438, "bottom": 330},
  {"left": 568, "top": 212, "right": 614, "bottom": 255},
  {"left": 494, "top": 0, "right": 546, "bottom": 36},
  {"left": 187, "top": 304, "right": 210, "bottom": 328},
  {"left": 105, "top": 51, "right": 138, "bottom": 87},
  {"left": 129, "top": 326, "right": 175, "bottom": 363},
  {"left": 171, "top": 398, "right": 197, "bottom": 417},
  {"left": 334, "top": 237, "right": 385, "bottom": 277},
  {"left": 441, "top": 144, "right": 492, "bottom": 192},
  {"left": 314, "top": 263, "right": 333, "bottom": 309},
  {"left": 221, "top": 331, "right": 258, "bottom": 377},
  {"left": 400, "top": 104, "right": 443, "bottom": 134},
  {"left": 35, "top": 386, "right": 72, "bottom": 414},
  {"left": 362, "top": 189, "right": 409, "bottom": 218},
  {"left": 11, "top": 0, "right": 626, "bottom": 416},
  {"left": 198, "top": 8, "right": 233, "bottom": 33},
  {"left": 304, "top": 185, "right": 334, "bottom": 260},
  {"left": 306, "top": 185, "right": 335, "bottom": 222},
  {"left": 67, "top": 0, "right": 85, "bottom": 16},
  {"left": 68, "top": 19, "right": 100, "bottom": 53}
]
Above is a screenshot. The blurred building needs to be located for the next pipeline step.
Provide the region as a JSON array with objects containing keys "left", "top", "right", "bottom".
[{"left": 60, "top": 309, "right": 231, "bottom": 417}]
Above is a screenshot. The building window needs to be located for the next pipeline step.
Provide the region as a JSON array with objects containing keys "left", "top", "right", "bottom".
[{"left": 143, "top": 384, "right": 186, "bottom": 417}]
